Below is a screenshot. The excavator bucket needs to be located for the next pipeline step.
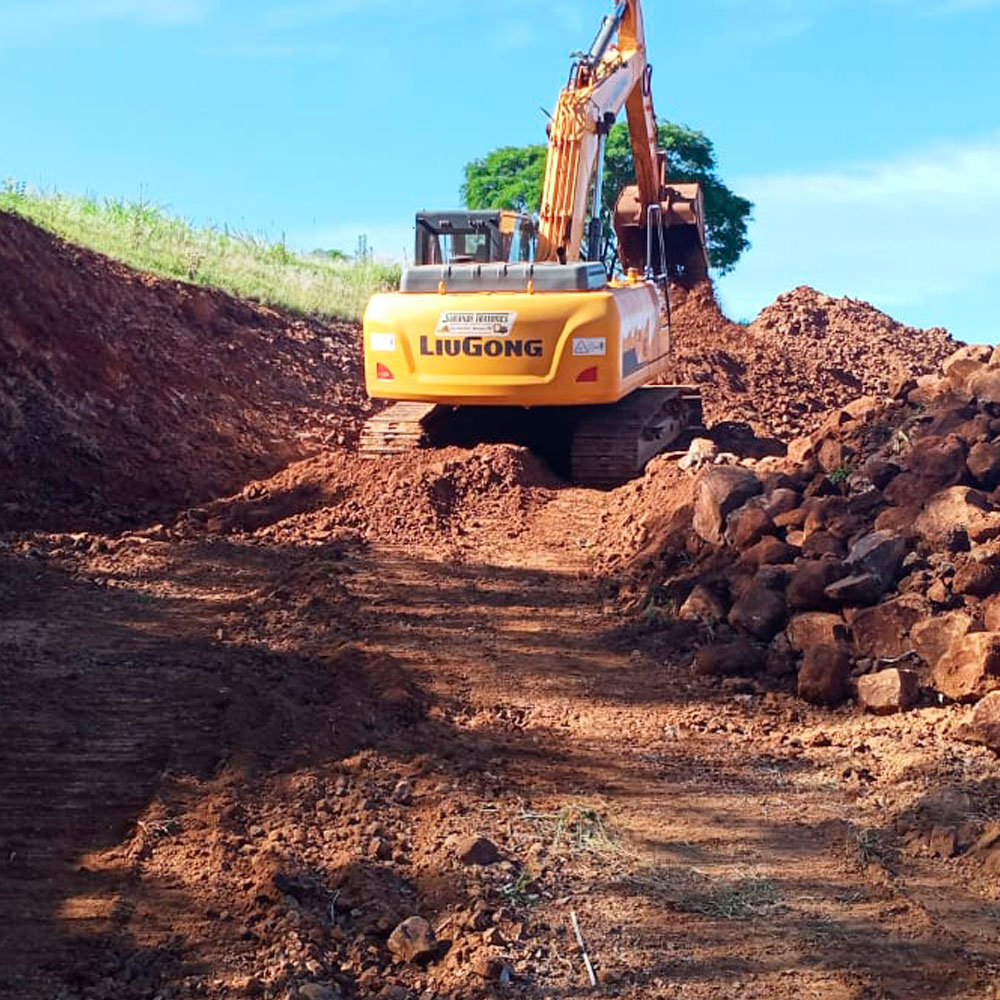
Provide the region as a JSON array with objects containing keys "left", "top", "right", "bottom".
[{"left": 614, "top": 181, "right": 709, "bottom": 284}]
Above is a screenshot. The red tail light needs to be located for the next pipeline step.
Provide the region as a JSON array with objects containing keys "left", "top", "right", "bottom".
[
  {"left": 576, "top": 367, "right": 599, "bottom": 383},
  {"left": 376, "top": 363, "right": 395, "bottom": 381}
]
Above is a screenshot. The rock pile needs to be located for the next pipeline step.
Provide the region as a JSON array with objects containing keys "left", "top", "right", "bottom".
[{"left": 676, "top": 345, "right": 1000, "bottom": 738}]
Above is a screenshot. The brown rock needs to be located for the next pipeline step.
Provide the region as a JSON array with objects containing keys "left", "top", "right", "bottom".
[
  {"left": 952, "top": 556, "right": 1000, "bottom": 598},
  {"left": 763, "top": 487, "right": 800, "bottom": 517},
  {"left": 818, "top": 437, "right": 855, "bottom": 475},
  {"left": 787, "top": 558, "right": 848, "bottom": 610},
  {"left": 740, "top": 536, "right": 799, "bottom": 568},
  {"left": 388, "top": 917, "right": 437, "bottom": 963},
  {"left": 798, "top": 645, "right": 852, "bottom": 706},
  {"left": 824, "top": 573, "right": 884, "bottom": 606},
  {"left": 454, "top": 836, "right": 501, "bottom": 866},
  {"left": 802, "top": 531, "right": 846, "bottom": 559},
  {"left": 471, "top": 954, "right": 513, "bottom": 982},
  {"left": 952, "top": 413, "right": 993, "bottom": 446},
  {"left": 911, "top": 612, "right": 972, "bottom": 667},
  {"left": 694, "top": 640, "right": 766, "bottom": 677},
  {"left": 968, "top": 367, "right": 1000, "bottom": 405},
  {"left": 678, "top": 585, "right": 728, "bottom": 622},
  {"left": 787, "top": 436, "right": 818, "bottom": 464},
  {"left": 693, "top": 467, "right": 762, "bottom": 545},
  {"left": 861, "top": 457, "right": 901, "bottom": 490},
  {"left": 851, "top": 595, "right": 927, "bottom": 659},
  {"left": 874, "top": 506, "right": 921, "bottom": 536},
  {"left": 933, "top": 632, "right": 1000, "bottom": 701},
  {"left": 775, "top": 507, "right": 808, "bottom": 530},
  {"left": 725, "top": 504, "right": 776, "bottom": 550},
  {"left": 786, "top": 612, "right": 851, "bottom": 652},
  {"left": 915, "top": 487, "right": 1000, "bottom": 548},
  {"left": 728, "top": 586, "right": 787, "bottom": 640},
  {"left": 908, "top": 375, "right": 951, "bottom": 408},
  {"left": 967, "top": 441, "right": 1000, "bottom": 490},
  {"left": 804, "top": 474, "right": 840, "bottom": 499},
  {"left": 884, "top": 472, "right": 950, "bottom": 509},
  {"left": 904, "top": 434, "right": 967, "bottom": 482},
  {"left": 857, "top": 668, "right": 920, "bottom": 715},
  {"left": 955, "top": 691, "right": 1000, "bottom": 750},
  {"left": 984, "top": 593, "right": 1000, "bottom": 631},
  {"left": 944, "top": 345, "right": 992, "bottom": 393}
]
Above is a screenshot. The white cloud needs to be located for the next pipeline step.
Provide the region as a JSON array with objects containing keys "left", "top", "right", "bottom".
[{"left": 717, "top": 133, "right": 1000, "bottom": 340}]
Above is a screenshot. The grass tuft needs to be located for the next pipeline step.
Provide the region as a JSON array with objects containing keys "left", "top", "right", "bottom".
[{"left": 0, "top": 181, "right": 400, "bottom": 321}]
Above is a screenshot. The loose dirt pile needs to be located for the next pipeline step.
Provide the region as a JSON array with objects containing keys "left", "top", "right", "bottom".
[
  {"left": 0, "top": 211, "right": 373, "bottom": 529},
  {"left": 614, "top": 344, "right": 1000, "bottom": 746},
  {"left": 666, "top": 283, "right": 958, "bottom": 439},
  {"left": 171, "top": 443, "right": 561, "bottom": 548}
]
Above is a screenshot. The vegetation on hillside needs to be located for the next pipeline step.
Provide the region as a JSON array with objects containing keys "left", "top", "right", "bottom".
[{"left": 0, "top": 181, "right": 399, "bottom": 321}]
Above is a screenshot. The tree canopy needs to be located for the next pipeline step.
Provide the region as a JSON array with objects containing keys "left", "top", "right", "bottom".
[{"left": 461, "top": 122, "right": 753, "bottom": 274}]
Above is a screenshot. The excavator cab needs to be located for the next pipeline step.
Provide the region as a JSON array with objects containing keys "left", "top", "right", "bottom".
[{"left": 415, "top": 211, "right": 537, "bottom": 267}]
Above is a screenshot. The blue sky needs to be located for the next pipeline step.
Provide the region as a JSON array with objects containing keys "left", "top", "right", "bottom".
[{"left": 1, "top": 0, "right": 998, "bottom": 341}]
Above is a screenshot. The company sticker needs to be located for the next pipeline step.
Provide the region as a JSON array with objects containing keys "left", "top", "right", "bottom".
[
  {"left": 436, "top": 311, "right": 517, "bottom": 337},
  {"left": 573, "top": 337, "right": 607, "bottom": 357},
  {"left": 370, "top": 333, "right": 396, "bottom": 352}
]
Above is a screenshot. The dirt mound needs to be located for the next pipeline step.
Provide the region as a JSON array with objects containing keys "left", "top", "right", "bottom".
[
  {"left": 183, "top": 443, "right": 562, "bottom": 547},
  {"left": 666, "top": 283, "right": 959, "bottom": 439},
  {"left": 0, "top": 211, "right": 373, "bottom": 529}
]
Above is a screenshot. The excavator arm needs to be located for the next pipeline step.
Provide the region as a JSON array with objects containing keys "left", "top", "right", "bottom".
[{"left": 537, "top": 0, "right": 708, "bottom": 281}]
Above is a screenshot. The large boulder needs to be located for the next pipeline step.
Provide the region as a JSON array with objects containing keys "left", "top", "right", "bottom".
[
  {"left": 911, "top": 611, "right": 973, "bottom": 668},
  {"left": 943, "top": 345, "right": 993, "bottom": 393},
  {"left": 851, "top": 595, "right": 927, "bottom": 659},
  {"left": 903, "top": 434, "right": 967, "bottom": 483},
  {"left": 693, "top": 467, "right": 762, "bottom": 545},
  {"left": 728, "top": 586, "right": 787, "bottom": 640},
  {"left": 798, "top": 645, "right": 852, "bottom": 706},
  {"left": 857, "top": 668, "right": 920, "bottom": 715},
  {"left": 695, "top": 639, "right": 766, "bottom": 677},
  {"left": 725, "top": 504, "right": 777, "bottom": 550},
  {"left": 967, "top": 441, "right": 1000, "bottom": 490},
  {"left": 740, "top": 536, "right": 799, "bottom": 569},
  {"left": 787, "top": 558, "right": 848, "bottom": 611},
  {"left": 933, "top": 633, "right": 1000, "bottom": 701},
  {"left": 968, "top": 367, "right": 1000, "bottom": 405},
  {"left": 914, "top": 487, "right": 1000, "bottom": 548},
  {"left": 786, "top": 612, "right": 851, "bottom": 653}
]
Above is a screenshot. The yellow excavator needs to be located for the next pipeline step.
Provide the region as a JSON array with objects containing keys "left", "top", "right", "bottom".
[{"left": 361, "top": 0, "right": 708, "bottom": 485}]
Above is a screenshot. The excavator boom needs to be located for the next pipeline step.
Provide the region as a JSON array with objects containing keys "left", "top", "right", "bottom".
[{"left": 537, "top": 0, "right": 708, "bottom": 280}]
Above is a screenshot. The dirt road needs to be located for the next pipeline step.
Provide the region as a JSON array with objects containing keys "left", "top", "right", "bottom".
[{"left": 2, "top": 451, "right": 998, "bottom": 1000}]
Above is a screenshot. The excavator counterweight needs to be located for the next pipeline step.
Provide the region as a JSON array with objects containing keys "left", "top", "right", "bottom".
[{"left": 360, "top": 0, "right": 710, "bottom": 486}]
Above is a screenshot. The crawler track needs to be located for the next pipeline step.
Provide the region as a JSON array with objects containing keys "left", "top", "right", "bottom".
[{"left": 359, "top": 388, "right": 703, "bottom": 488}]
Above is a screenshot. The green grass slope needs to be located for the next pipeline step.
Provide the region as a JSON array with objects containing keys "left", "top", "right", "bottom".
[{"left": 0, "top": 182, "right": 400, "bottom": 321}]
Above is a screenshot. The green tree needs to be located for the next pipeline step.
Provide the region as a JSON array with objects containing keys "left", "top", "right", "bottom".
[{"left": 461, "top": 122, "right": 752, "bottom": 274}]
